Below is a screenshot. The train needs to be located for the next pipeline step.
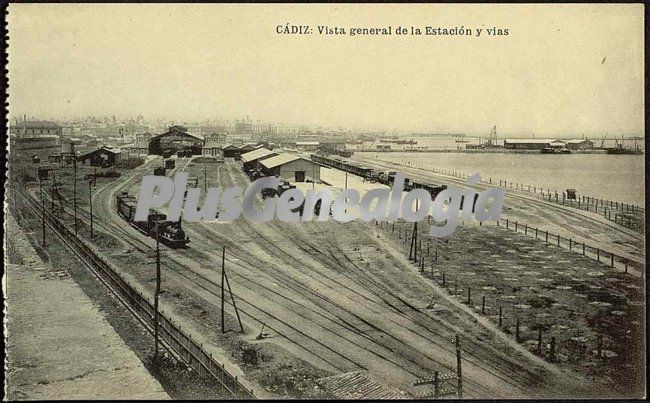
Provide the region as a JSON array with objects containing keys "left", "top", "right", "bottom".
[
  {"left": 116, "top": 192, "right": 190, "bottom": 248},
  {"left": 310, "top": 154, "right": 447, "bottom": 199}
]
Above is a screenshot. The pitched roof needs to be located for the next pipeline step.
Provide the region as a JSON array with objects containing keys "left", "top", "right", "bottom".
[
  {"left": 77, "top": 145, "right": 120, "bottom": 158},
  {"left": 260, "top": 153, "right": 304, "bottom": 169},
  {"left": 240, "top": 148, "right": 277, "bottom": 163},
  {"left": 504, "top": 139, "right": 556, "bottom": 144}
]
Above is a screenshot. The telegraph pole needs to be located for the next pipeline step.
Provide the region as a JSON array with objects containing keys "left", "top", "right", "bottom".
[
  {"left": 50, "top": 170, "right": 55, "bottom": 213},
  {"left": 221, "top": 245, "right": 226, "bottom": 333},
  {"left": 40, "top": 179, "right": 46, "bottom": 246},
  {"left": 154, "top": 222, "right": 161, "bottom": 361},
  {"left": 409, "top": 199, "right": 419, "bottom": 261},
  {"left": 88, "top": 177, "right": 95, "bottom": 238},
  {"left": 73, "top": 158, "right": 78, "bottom": 234},
  {"left": 203, "top": 159, "right": 207, "bottom": 192},
  {"left": 456, "top": 334, "right": 463, "bottom": 398}
]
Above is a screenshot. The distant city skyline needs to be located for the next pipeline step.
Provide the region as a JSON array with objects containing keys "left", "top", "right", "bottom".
[{"left": 7, "top": 4, "right": 644, "bottom": 137}]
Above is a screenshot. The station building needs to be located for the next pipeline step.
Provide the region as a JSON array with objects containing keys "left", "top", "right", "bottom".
[
  {"left": 260, "top": 153, "right": 321, "bottom": 182},
  {"left": 202, "top": 133, "right": 228, "bottom": 158}
]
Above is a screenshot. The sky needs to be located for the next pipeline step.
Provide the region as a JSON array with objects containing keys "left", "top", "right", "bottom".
[{"left": 7, "top": 4, "right": 645, "bottom": 136}]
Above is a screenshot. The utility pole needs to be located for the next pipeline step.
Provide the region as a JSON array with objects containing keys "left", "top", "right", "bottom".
[
  {"left": 88, "top": 176, "right": 95, "bottom": 238},
  {"left": 40, "top": 179, "right": 46, "bottom": 246},
  {"left": 73, "top": 158, "right": 78, "bottom": 234},
  {"left": 154, "top": 222, "right": 161, "bottom": 361},
  {"left": 203, "top": 159, "right": 207, "bottom": 192},
  {"left": 221, "top": 245, "right": 225, "bottom": 333},
  {"left": 409, "top": 199, "right": 419, "bottom": 261},
  {"left": 50, "top": 170, "right": 55, "bottom": 213},
  {"left": 456, "top": 334, "right": 463, "bottom": 398}
]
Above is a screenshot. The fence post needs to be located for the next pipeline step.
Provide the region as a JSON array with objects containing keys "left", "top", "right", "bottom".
[
  {"left": 582, "top": 243, "right": 585, "bottom": 256},
  {"left": 610, "top": 253, "right": 614, "bottom": 268},
  {"left": 569, "top": 238, "right": 572, "bottom": 250},
  {"left": 481, "top": 296, "right": 486, "bottom": 314},
  {"left": 537, "top": 330, "right": 543, "bottom": 355},
  {"left": 545, "top": 231, "right": 549, "bottom": 242},
  {"left": 596, "top": 248, "right": 600, "bottom": 262},
  {"left": 549, "top": 337, "right": 556, "bottom": 362},
  {"left": 515, "top": 318, "right": 520, "bottom": 342},
  {"left": 498, "top": 306, "right": 503, "bottom": 326}
]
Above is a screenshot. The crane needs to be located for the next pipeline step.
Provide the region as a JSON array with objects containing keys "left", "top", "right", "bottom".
[
  {"left": 485, "top": 125, "right": 498, "bottom": 147},
  {"left": 600, "top": 133, "right": 608, "bottom": 149}
]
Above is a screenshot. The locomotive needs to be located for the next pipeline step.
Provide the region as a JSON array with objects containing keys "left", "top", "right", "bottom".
[{"left": 116, "top": 192, "right": 190, "bottom": 248}]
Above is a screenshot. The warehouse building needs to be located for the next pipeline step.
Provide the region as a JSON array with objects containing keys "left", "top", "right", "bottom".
[
  {"left": 260, "top": 153, "right": 321, "bottom": 182},
  {"left": 10, "top": 119, "right": 63, "bottom": 137},
  {"left": 148, "top": 125, "right": 203, "bottom": 156},
  {"left": 565, "top": 139, "right": 594, "bottom": 150},
  {"left": 241, "top": 148, "right": 278, "bottom": 172},
  {"left": 503, "top": 139, "right": 557, "bottom": 150},
  {"left": 77, "top": 146, "right": 121, "bottom": 167},
  {"left": 223, "top": 144, "right": 255, "bottom": 160}
]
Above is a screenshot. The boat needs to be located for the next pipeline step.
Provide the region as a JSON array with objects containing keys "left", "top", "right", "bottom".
[
  {"left": 606, "top": 137, "right": 643, "bottom": 155},
  {"left": 541, "top": 146, "right": 571, "bottom": 154},
  {"left": 395, "top": 139, "right": 418, "bottom": 145},
  {"left": 455, "top": 134, "right": 469, "bottom": 143}
]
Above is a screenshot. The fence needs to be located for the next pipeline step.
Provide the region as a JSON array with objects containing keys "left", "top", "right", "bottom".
[
  {"left": 497, "top": 217, "right": 644, "bottom": 276},
  {"left": 397, "top": 162, "right": 644, "bottom": 231},
  {"left": 436, "top": 279, "right": 617, "bottom": 365},
  {"left": 17, "top": 188, "right": 255, "bottom": 399}
]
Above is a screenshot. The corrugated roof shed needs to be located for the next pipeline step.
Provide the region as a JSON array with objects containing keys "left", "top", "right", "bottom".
[
  {"left": 240, "top": 148, "right": 276, "bottom": 163},
  {"left": 260, "top": 153, "right": 303, "bottom": 169},
  {"left": 316, "top": 371, "right": 406, "bottom": 399}
]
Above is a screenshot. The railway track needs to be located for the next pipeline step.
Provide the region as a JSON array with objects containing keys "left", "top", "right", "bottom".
[
  {"left": 351, "top": 157, "right": 644, "bottom": 261},
  {"left": 181, "top": 161, "right": 592, "bottom": 398},
  {"left": 31, "top": 157, "right": 602, "bottom": 398}
]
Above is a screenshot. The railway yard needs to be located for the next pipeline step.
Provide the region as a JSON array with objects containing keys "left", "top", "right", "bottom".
[{"left": 7, "top": 153, "right": 645, "bottom": 399}]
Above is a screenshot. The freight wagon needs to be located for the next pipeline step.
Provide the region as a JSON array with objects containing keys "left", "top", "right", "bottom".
[
  {"left": 310, "top": 154, "right": 378, "bottom": 182},
  {"left": 154, "top": 166, "right": 166, "bottom": 176},
  {"left": 407, "top": 181, "right": 448, "bottom": 199},
  {"left": 165, "top": 159, "right": 176, "bottom": 169},
  {"left": 116, "top": 192, "right": 190, "bottom": 248}
]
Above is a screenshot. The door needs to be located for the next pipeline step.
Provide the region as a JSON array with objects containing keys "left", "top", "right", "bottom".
[{"left": 295, "top": 171, "right": 305, "bottom": 182}]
